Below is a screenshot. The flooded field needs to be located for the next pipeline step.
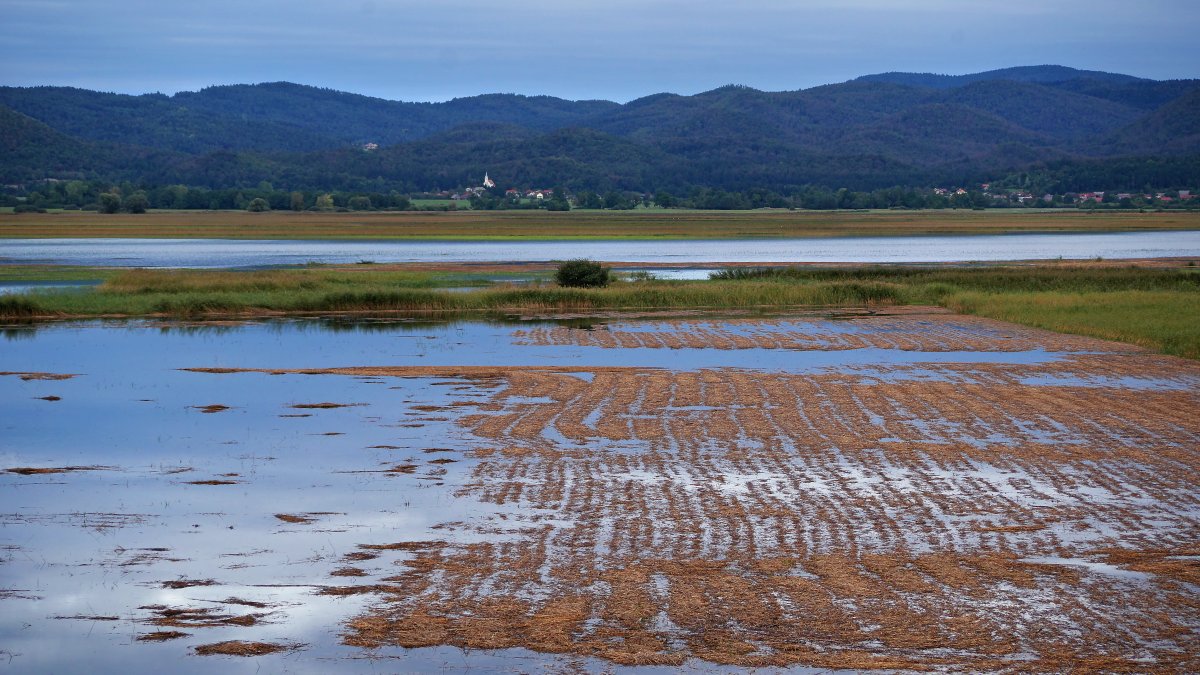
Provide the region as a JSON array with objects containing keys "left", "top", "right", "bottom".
[{"left": 2, "top": 310, "right": 1198, "bottom": 672}]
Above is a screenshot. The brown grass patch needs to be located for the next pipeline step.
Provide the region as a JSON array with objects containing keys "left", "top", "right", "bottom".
[
  {"left": 6, "top": 465, "right": 111, "bottom": 475},
  {"left": 331, "top": 567, "right": 368, "bottom": 577},
  {"left": 0, "top": 371, "right": 78, "bottom": 381},
  {"left": 193, "top": 404, "right": 230, "bottom": 413},
  {"left": 274, "top": 513, "right": 316, "bottom": 524},
  {"left": 138, "top": 631, "right": 189, "bottom": 642},
  {"left": 289, "top": 402, "right": 366, "bottom": 409},
  {"left": 332, "top": 352, "right": 1200, "bottom": 670},
  {"left": 161, "top": 579, "right": 216, "bottom": 589},
  {"left": 193, "top": 640, "right": 294, "bottom": 656},
  {"left": 143, "top": 605, "right": 261, "bottom": 628}
]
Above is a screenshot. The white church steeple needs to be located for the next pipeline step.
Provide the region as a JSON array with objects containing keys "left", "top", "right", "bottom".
[{"left": 482, "top": 172, "right": 495, "bottom": 189}]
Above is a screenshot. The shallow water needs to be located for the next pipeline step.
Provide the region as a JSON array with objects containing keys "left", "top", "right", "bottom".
[
  {"left": 0, "top": 280, "right": 101, "bottom": 295},
  {"left": 1, "top": 315, "right": 1194, "bottom": 672},
  {"left": 2, "top": 230, "right": 1198, "bottom": 267}
]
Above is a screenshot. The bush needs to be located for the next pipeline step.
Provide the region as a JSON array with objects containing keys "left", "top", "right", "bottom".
[
  {"left": 555, "top": 259, "right": 610, "bottom": 288},
  {"left": 246, "top": 198, "right": 270, "bottom": 212}
]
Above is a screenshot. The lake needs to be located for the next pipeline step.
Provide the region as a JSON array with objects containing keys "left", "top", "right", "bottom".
[{"left": 2, "top": 230, "right": 1198, "bottom": 268}]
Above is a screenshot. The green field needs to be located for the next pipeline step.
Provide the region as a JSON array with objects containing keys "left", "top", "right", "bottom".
[
  {"left": 3, "top": 263, "right": 1197, "bottom": 359},
  {"left": 409, "top": 199, "right": 467, "bottom": 209}
]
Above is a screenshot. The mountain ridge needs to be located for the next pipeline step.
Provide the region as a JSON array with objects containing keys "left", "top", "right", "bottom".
[{"left": 2, "top": 65, "right": 1197, "bottom": 192}]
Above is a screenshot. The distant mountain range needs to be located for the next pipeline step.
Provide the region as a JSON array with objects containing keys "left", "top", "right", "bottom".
[{"left": 2, "top": 65, "right": 1198, "bottom": 192}]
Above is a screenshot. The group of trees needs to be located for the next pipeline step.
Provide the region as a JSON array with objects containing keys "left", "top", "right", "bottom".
[{"left": 1, "top": 180, "right": 414, "bottom": 213}]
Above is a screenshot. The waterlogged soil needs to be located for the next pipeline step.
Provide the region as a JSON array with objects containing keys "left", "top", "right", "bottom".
[{"left": 1, "top": 311, "right": 1197, "bottom": 673}]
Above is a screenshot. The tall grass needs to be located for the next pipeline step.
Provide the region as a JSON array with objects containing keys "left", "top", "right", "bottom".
[{"left": 944, "top": 290, "right": 1200, "bottom": 358}]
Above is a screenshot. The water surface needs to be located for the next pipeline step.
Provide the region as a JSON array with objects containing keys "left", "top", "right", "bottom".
[{"left": 2, "top": 230, "right": 1197, "bottom": 268}]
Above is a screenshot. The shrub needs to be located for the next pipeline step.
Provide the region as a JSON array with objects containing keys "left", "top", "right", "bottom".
[
  {"left": 246, "top": 198, "right": 270, "bottom": 212},
  {"left": 555, "top": 259, "right": 610, "bottom": 288}
]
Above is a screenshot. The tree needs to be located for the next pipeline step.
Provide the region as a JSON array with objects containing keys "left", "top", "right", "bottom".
[
  {"left": 603, "top": 191, "right": 627, "bottom": 210},
  {"left": 575, "top": 191, "right": 603, "bottom": 209},
  {"left": 545, "top": 187, "right": 570, "bottom": 211},
  {"left": 348, "top": 195, "right": 372, "bottom": 210},
  {"left": 123, "top": 192, "right": 149, "bottom": 214},
  {"left": 99, "top": 192, "right": 122, "bottom": 214},
  {"left": 314, "top": 194, "right": 335, "bottom": 210},
  {"left": 247, "top": 197, "right": 270, "bottom": 212},
  {"left": 289, "top": 191, "right": 305, "bottom": 211}
]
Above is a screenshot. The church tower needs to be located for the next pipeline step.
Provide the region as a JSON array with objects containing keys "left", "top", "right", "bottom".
[{"left": 482, "top": 172, "right": 495, "bottom": 189}]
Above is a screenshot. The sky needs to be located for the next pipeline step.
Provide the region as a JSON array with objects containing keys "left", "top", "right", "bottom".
[{"left": 2, "top": 0, "right": 1197, "bottom": 102}]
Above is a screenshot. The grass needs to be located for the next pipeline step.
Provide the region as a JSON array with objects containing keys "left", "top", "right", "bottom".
[
  {"left": 409, "top": 199, "right": 466, "bottom": 209},
  {"left": 711, "top": 265, "right": 1200, "bottom": 358},
  {"left": 943, "top": 290, "right": 1200, "bottom": 358},
  {"left": 1, "top": 262, "right": 1196, "bottom": 359},
  {"left": 2, "top": 209, "right": 1198, "bottom": 240}
]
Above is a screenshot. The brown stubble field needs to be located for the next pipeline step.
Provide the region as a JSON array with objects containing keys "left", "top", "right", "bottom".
[
  {"left": 192, "top": 313, "right": 1200, "bottom": 671},
  {"left": 3, "top": 208, "right": 1200, "bottom": 239}
]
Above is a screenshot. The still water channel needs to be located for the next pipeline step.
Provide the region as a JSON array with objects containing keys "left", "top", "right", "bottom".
[{"left": 2, "top": 230, "right": 1198, "bottom": 268}]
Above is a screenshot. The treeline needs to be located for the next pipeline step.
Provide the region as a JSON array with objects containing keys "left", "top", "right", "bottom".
[
  {"left": 2, "top": 181, "right": 413, "bottom": 213},
  {"left": 8, "top": 179, "right": 1197, "bottom": 214}
]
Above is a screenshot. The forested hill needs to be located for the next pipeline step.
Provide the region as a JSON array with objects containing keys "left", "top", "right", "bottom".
[{"left": 2, "top": 65, "right": 1198, "bottom": 193}]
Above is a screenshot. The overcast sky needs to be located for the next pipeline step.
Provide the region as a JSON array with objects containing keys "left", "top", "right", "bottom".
[{"left": 2, "top": 0, "right": 1197, "bottom": 102}]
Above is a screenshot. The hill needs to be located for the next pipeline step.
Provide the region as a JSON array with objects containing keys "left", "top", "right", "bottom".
[
  {"left": 1, "top": 65, "right": 1197, "bottom": 193},
  {"left": 853, "top": 65, "right": 1146, "bottom": 89}
]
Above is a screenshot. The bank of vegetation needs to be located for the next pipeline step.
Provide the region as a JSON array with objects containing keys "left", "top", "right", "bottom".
[{"left": 2, "top": 263, "right": 1197, "bottom": 359}]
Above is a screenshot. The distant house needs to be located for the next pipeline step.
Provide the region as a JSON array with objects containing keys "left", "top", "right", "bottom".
[
  {"left": 1180, "top": 190, "right": 1192, "bottom": 200},
  {"left": 362, "top": 142, "right": 379, "bottom": 151}
]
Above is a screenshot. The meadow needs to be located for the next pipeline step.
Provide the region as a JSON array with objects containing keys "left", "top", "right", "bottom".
[{"left": 2, "top": 208, "right": 1199, "bottom": 240}]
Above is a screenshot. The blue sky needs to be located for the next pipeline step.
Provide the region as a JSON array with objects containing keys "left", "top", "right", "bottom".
[{"left": 2, "top": 0, "right": 1196, "bottom": 102}]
